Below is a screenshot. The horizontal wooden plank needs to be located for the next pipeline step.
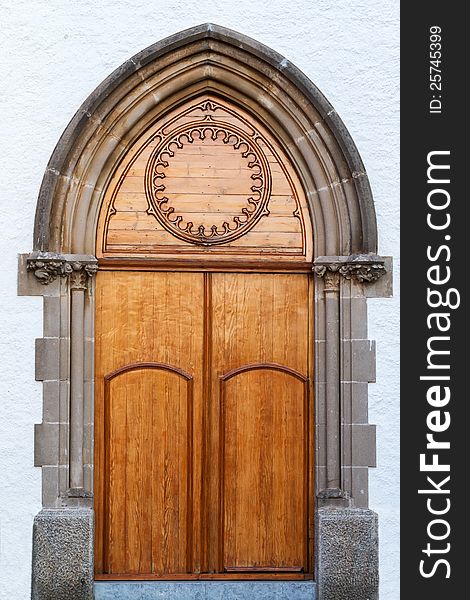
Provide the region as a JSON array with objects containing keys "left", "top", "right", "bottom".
[
  {"left": 127, "top": 160, "right": 287, "bottom": 179},
  {"left": 121, "top": 177, "right": 259, "bottom": 196},
  {"left": 112, "top": 194, "right": 299, "bottom": 215},
  {"left": 163, "top": 180, "right": 257, "bottom": 196},
  {"left": 106, "top": 229, "right": 303, "bottom": 249},
  {"left": 97, "top": 257, "right": 311, "bottom": 272},
  {"left": 108, "top": 213, "right": 302, "bottom": 234}
]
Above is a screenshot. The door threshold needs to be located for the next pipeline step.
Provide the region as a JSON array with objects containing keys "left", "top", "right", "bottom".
[{"left": 94, "top": 580, "right": 317, "bottom": 600}]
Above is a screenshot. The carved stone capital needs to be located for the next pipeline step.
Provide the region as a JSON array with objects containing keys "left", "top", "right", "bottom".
[
  {"left": 26, "top": 252, "right": 98, "bottom": 286},
  {"left": 323, "top": 269, "right": 340, "bottom": 291},
  {"left": 313, "top": 254, "right": 386, "bottom": 284},
  {"left": 69, "top": 270, "right": 88, "bottom": 291}
]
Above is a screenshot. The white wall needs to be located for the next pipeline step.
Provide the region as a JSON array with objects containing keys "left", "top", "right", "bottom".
[{"left": 0, "top": 1, "right": 399, "bottom": 598}]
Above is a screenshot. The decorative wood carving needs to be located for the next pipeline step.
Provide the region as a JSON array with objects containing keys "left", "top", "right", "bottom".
[
  {"left": 145, "top": 100, "right": 271, "bottom": 245},
  {"left": 104, "top": 361, "right": 193, "bottom": 382},
  {"left": 97, "top": 95, "right": 313, "bottom": 267},
  {"left": 220, "top": 362, "right": 308, "bottom": 383}
]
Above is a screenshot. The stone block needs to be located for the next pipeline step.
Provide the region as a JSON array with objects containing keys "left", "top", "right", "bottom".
[
  {"left": 17, "top": 253, "right": 60, "bottom": 297},
  {"left": 32, "top": 508, "right": 94, "bottom": 600},
  {"left": 315, "top": 507, "right": 378, "bottom": 600},
  {"left": 351, "top": 382, "right": 369, "bottom": 424},
  {"left": 350, "top": 340, "right": 376, "bottom": 383},
  {"left": 352, "top": 424, "right": 377, "bottom": 468},
  {"left": 42, "top": 381, "right": 60, "bottom": 423},
  {"left": 349, "top": 297, "right": 368, "bottom": 339},
  {"left": 43, "top": 296, "right": 61, "bottom": 337},
  {"left": 341, "top": 381, "right": 369, "bottom": 425},
  {"left": 41, "top": 466, "right": 59, "bottom": 508},
  {"left": 93, "top": 581, "right": 317, "bottom": 600},
  {"left": 34, "top": 423, "right": 59, "bottom": 467},
  {"left": 340, "top": 295, "right": 369, "bottom": 341},
  {"left": 35, "top": 338, "right": 60, "bottom": 381},
  {"left": 365, "top": 256, "right": 393, "bottom": 298},
  {"left": 351, "top": 467, "right": 370, "bottom": 508}
]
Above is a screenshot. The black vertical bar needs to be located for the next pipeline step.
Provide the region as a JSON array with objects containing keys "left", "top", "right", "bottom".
[{"left": 401, "top": 4, "right": 466, "bottom": 599}]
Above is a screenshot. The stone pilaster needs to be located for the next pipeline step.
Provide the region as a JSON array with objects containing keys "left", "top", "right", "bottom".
[
  {"left": 313, "top": 254, "right": 386, "bottom": 507},
  {"left": 26, "top": 253, "right": 98, "bottom": 502}
]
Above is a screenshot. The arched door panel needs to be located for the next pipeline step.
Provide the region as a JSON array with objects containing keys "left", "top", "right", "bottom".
[
  {"left": 105, "top": 365, "right": 193, "bottom": 575},
  {"left": 220, "top": 366, "right": 309, "bottom": 572}
]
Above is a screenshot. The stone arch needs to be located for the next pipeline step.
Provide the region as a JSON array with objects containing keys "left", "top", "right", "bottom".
[
  {"left": 33, "top": 23, "right": 378, "bottom": 258},
  {"left": 22, "top": 24, "right": 389, "bottom": 600}
]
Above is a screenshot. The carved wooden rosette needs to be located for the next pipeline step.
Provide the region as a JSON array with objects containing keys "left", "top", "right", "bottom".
[{"left": 145, "top": 102, "right": 271, "bottom": 246}]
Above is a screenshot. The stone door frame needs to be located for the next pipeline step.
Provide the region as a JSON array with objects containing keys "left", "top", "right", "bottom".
[{"left": 18, "top": 24, "right": 391, "bottom": 600}]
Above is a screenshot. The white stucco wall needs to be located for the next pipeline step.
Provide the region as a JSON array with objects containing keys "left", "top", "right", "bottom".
[{"left": 0, "top": 1, "right": 399, "bottom": 598}]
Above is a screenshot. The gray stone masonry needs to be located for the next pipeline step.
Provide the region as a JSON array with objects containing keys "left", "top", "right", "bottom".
[
  {"left": 315, "top": 507, "right": 379, "bottom": 600},
  {"left": 32, "top": 509, "right": 94, "bottom": 600}
]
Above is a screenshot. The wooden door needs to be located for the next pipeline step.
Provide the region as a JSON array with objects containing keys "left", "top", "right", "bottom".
[
  {"left": 94, "top": 271, "right": 314, "bottom": 579},
  {"left": 94, "top": 271, "right": 204, "bottom": 576}
]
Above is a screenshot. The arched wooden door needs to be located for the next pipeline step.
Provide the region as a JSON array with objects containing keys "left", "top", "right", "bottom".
[{"left": 94, "top": 95, "right": 315, "bottom": 580}]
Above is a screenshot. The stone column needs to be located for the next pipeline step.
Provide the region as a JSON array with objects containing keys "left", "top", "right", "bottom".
[
  {"left": 69, "top": 267, "right": 88, "bottom": 491},
  {"left": 323, "top": 269, "right": 341, "bottom": 491}
]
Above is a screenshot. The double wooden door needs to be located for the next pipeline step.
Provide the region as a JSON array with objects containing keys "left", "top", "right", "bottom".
[{"left": 94, "top": 271, "right": 314, "bottom": 579}]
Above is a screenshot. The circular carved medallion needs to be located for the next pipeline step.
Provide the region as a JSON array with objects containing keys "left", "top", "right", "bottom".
[{"left": 145, "top": 122, "right": 271, "bottom": 245}]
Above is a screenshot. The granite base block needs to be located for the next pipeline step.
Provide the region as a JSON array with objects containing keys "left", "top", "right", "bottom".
[
  {"left": 32, "top": 508, "right": 94, "bottom": 600},
  {"left": 315, "top": 507, "right": 378, "bottom": 600}
]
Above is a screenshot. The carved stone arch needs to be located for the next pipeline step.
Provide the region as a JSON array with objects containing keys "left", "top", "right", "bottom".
[
  {"left": 21, "top": 23, "right": 391, "bottom": 600},
  {"left": 32, "top": 23, "right": 378, "bottom": 258}
]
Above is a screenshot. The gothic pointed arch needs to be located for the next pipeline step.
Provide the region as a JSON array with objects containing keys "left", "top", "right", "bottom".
[{"left": 33, "top": 23, "right": 378, "bottom": 259}]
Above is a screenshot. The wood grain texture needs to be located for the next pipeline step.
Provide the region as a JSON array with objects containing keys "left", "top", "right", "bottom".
[
  {"left": 94, "top": 271, "right": 314, "bottom": 578},
  {"left": 220, "top": 366, "right": 308, "bottom": 572},
  {"left": 96, "top": 95, "right": 313, "bottom": 266},
  {"left": 205, "top": 273, "right": 313, "bottom": 574},
  {"left": 94, "top": 271, "right": 204, "bottom": 576}
]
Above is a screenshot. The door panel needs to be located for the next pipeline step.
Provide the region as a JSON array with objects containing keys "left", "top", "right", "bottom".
[
  {"left": 94, "top": 271, "right": 313, "bottom": 578},
  {"left": 94, "top": 271, "right": 204, "bottom": 575},
  {"left": 105, "top": 366, "right": 193, "bottom": 574},
  {"left": 206, "top": 273, "right": 311, "bottom": 573},
  {"left": 221, "top": 367, "right": 308, "bottom": 572}
]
